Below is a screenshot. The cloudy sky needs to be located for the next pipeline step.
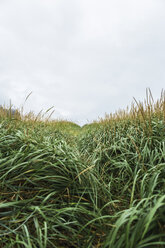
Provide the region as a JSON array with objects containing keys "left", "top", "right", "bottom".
[{"left": 0, "top": 0, "right": 165, "bottom": 125}]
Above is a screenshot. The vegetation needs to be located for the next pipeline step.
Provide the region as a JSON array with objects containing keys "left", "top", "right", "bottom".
[{"left": 0, "top": 89, "right": 164, "bottom": 247}]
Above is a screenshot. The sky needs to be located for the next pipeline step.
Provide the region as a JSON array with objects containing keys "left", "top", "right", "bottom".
[{"left": 0, "top": 0, "right": 165, "bottom": 125}]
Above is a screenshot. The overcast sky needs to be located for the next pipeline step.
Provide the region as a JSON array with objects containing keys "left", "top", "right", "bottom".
[{"left": 0, "top": 0, "right": 165, "bottom": 125}]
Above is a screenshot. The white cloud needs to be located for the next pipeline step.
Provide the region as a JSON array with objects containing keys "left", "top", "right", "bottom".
[{"left": 0, "top": 0, "right": 165, "bottom": 125}]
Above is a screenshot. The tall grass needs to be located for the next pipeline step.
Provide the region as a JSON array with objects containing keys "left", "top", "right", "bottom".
[{"left": 0, "top": 89, "right": 164, "bottom": 247}]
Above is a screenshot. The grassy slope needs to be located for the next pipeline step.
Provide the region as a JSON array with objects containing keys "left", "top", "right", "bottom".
[{"left": 0, "top": 91, "right": 165, "bottom": 247}]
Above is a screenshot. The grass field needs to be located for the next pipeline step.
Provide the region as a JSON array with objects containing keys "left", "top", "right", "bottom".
[{"left": 0, "top": 89, "right": 165, "bottom": 247}]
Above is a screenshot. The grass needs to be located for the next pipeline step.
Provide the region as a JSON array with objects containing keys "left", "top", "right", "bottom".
[{"left": 0, "top": 89, "right": 164, "bottom": 247}]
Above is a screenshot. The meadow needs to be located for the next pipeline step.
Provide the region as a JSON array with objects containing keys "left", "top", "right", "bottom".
[{"left": 0, "top": 89, "right": 164, "bottom": 247}]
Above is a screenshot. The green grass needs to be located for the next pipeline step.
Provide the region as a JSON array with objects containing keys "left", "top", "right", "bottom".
[{"left": 0, "top": 89, "right": 164, "bottom": 247}]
